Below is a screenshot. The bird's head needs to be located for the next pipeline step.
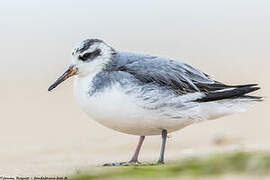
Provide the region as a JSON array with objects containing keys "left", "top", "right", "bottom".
[{"left": 48, "top": 39, "right": 115, "bottom": 91}]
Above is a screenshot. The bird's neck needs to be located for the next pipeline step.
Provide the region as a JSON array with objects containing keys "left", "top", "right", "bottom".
[
  {"left": 73, "top": 71, "right": 99, "bottom": 101},
  {"left": 74, "top": 51, "right": 117, "bottom": 97}
]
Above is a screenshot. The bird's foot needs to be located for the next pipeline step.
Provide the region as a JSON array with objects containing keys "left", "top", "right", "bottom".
[
  {"left": 103, "top": 162, "right": 127, "bottom": 166},
  {"left": 103, "top": 160, "right": 141, "bottom": 166},
  {"left": 157, "top": 159, "right": 165, "bottom": 164}
]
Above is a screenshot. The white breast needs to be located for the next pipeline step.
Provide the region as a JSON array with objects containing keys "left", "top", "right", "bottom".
[
  {"left": 73, "top": 75, "right": 254, "bottom": 136},
  {"left": 73, "top": 75, "right": 193, "bottom": 135}
]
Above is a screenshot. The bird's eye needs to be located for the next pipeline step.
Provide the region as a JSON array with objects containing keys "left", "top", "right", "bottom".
[
  {"left": 79, "top": 49, "right": 101, "bottom": 61},
  {"left": 79, "top": 53, "right": 91, "bottom": 61}
]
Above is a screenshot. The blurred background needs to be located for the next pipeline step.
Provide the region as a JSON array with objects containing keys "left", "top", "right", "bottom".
[{"left": 0, "top": 0, "right": 269, "bottom": 176}]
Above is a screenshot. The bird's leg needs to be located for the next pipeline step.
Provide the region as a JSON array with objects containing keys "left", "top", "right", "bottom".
[
  {"left": 103, "top": 136, "right": 145, "bottom": 166},
  {"left": 157, "top": 129, "right": 167, "bottom": 164},
  {"left": 129, "top": 136, "right": 145, "bottom": 163}
]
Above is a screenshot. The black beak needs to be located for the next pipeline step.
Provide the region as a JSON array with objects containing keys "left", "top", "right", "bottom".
[{"left": 48, "top": 65, "right": 78, "bottom": 91}]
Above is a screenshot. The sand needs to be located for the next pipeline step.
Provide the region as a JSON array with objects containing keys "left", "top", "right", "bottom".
[{"left": 0, "top": 69, "right": 268, "bottom": 176}]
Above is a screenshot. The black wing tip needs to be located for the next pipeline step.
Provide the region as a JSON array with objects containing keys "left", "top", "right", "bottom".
[
  {"left": 195, "top": 84, "right": 262, "bottom": 102},
  {"left": 240, "top": 95, "right": 264, "bottom": 101},
  {"left": 235, "top": 83, "right": 258, "bottom": 88},
  {"left": 245, "top": 86, "right": 260, "bottom": 93}
]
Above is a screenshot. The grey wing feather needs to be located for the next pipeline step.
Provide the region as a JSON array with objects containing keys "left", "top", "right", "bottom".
[
  {"left": 105, "top": 51, "right": 261, "bottom": 102},
  {"left": 109, "top": 52, "right": 215, "bottom": 94}
]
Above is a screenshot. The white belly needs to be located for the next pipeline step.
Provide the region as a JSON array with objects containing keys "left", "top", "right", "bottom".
[
  {"left": 73, "top": 76, "right": 191, "bottom": 135},
  {"left": 73, "top": 76, "right": 252, "bottom": 136}
]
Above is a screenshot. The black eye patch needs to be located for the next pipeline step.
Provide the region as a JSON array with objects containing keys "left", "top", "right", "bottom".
[{"left": 79, "top": 49, "right": 101, "bottom": 61}]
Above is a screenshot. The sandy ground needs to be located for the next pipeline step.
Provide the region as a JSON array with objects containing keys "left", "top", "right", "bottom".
[{"left": 0, "top": 69, "right": 268, "bottom": 176}]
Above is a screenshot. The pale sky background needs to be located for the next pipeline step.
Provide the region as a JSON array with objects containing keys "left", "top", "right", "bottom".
[
  {"left": 0, "top": 0, "right": 269, "bottom": 81},
  {"left": 0, "top": 0, "right": 269, "bottom": 176}
]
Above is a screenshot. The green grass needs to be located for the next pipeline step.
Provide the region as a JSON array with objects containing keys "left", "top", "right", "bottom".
[{"left": 69, "top": 151, "right": 270, "bottom": 180}]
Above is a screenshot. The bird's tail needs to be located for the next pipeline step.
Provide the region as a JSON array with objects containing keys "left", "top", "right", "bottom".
[{"left": 196, "top": 84, "right": 262, "bottom": 102}]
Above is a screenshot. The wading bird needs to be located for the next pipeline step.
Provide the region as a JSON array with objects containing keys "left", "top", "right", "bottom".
[{"left": 49, "top": 39, "right": 261, "bottom": 166}]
